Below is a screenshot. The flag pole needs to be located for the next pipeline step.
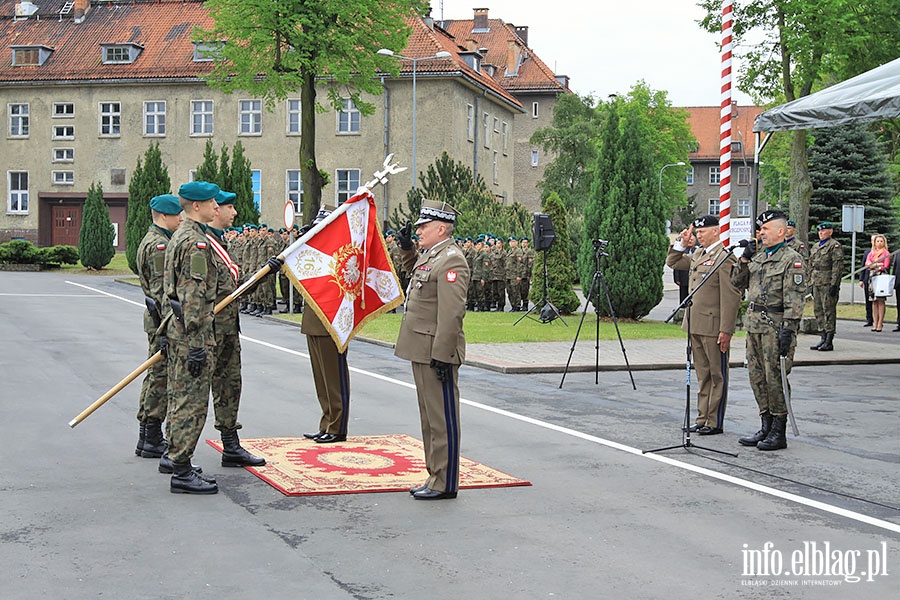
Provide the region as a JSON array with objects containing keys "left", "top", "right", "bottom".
[{"left": 718, "top": 0, "right": 734, "bottom": 247}]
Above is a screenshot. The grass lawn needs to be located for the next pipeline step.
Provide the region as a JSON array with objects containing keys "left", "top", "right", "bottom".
[{"left": 58, "top": 252, "right": 134, "bottom": 277}]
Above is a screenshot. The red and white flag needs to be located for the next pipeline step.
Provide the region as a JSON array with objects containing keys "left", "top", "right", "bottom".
[{"left": 281, "top": 187, "right": 404, "bottom": 352}]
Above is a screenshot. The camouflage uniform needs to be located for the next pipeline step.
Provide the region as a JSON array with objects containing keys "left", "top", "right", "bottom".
[
  {"left": 207, "top": 227, "right": 242, "bottom": 432},
  {"left": 809, "top": 236, "right": 843, "bottom": 335},
  {"left": 260, "top": 231, "right": 278, "bottom": 310},
  {"left": 505, "top": 243, "right": 524, "bottom": 310},
  {"left": 475, "top": 246, "right": 490, "bottom": 311},
  {"left": 731, "top": 242, "right": 806, "bottom": 418},
  {"left": 490, "top": 244, "right": 507, "bottom": 310},
  {"left": 520, "top": 243, "right": 535, "bottom": 309},
  {"left": 136, "top": 224, "right": 172, "bottom": 425},
  {"left": 164, "top": 218, "right": 217, "bottom": 465}
]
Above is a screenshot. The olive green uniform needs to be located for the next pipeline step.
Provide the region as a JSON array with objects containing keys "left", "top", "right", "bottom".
[{"left": 809, "top": 237, "right": 844, "bottom": 334}]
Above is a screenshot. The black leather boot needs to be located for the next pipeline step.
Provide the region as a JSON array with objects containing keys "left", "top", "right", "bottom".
[
  {"left": 809, "top": 332, "right": 826, "bottom": 350},
  {"left": 221, "top": 430, "right": 266, "bottom": 467},
  {"left": 170, "top": 461, "right": 218, "bottom": 494},
  {"left": 140, "top": 420, "right": 166, "bottom": 458},
  {"left": 158, "top": 451, "right": 215, "bottom": 483},
  {"left": 738, "top": 413, "right": 772, "bottom": 446},
  {"left": 757, "top": 415, "right": 788, "bottom": 451},
  {"left": 135, "top": 421, "right": 146, "bottom": 456},
  {"left": 818, "top": 331, "right": 834, "bottom": 352}
]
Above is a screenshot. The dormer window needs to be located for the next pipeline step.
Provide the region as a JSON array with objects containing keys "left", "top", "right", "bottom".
[
  {"left": 11, "top": 45, "right": 53, "bottom": 67},
  {"left": 193, "top": 41, "right": 224, "bottom": 62},
  {"left": 101, "top": 43, "right": 143, "bottom": 64}
]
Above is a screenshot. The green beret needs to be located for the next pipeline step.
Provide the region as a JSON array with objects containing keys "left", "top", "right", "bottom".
[
  {"left": 259, "top": 223, "right": 268, "bottom": 229},
  {"left": 178, "top": 181, "right": 220, "bottom": 201},
  {"left": 385, "top": 229, "right": 395, "bottom": 236},
  {"left": 215, "top": 190, "right": 236, "bottom": 205},
  {"left": 235, "top": 227, "right": 244, "bottom": 234},
  {"left": 817, "top": 221, "right": 833, "bottom": 231},
  {"left": 521, "top": 237, "right": 530, "bottom": 242},
  {"left": 279, "top": 227, "right": 287, "bottom": 233},
  {"left": 149, "top": 194, "right": 182, "bottom": 215},
  {"left": 245, "top": 224, "right": 258, "bottom": 230},
  {"left": 786, "top": 219, "right": 797, "bottom": 227}
]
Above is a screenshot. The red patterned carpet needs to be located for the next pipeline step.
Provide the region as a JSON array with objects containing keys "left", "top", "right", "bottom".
[{"left": 206, "top": 434, "right": 531, "bottom": 496}]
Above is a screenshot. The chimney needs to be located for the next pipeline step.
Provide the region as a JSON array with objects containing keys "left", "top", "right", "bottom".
[
  {"left": 514, "top": 26, "right": 529, "bottom": 47},
  {"left": 74, "top": 0, "right": 90, "bottom": 22},
  {"left": 473, "top": 8, "right": 488, "bottom": 31},
  {"left": 506, "top": 40, "right": 521, "bottom": 76},
  {"left": 423, "top": 7, "right": 434, "bottom": 30}
]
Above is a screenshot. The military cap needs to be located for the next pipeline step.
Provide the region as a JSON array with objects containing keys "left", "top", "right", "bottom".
[
  {"left": 278, "top": 227, "right": 287, "bottom": 233},
  {"left": 215, "top": 190, "right": 236, "bottom": 205},
  {"left": 692, "top": 214, "right": 719, "bottom": 229},
  {"left": 756, "top": 209, "right": 788, "bottom": 227},
  {"left": 817, "top": 221, "right": 834, "bottom": 231},
  {"left": 466, "top": 236, "right": 474, "bottom": 241},
  {"left": 508, "top": 235, "right": 517, "bottom": 241},
  {"left": 245, "top": 223, "right": 258, "bottom": 230},
  {"left": 415, "top": 199, "right": 461, "bottom": 226},
  {"left": 235, "top": 226, "right": 244, "bottom": 234},
  {"left": 268, "top": 228, "right": 275, "bottom": 233},
  {"left": 178, "top": 181, "right": 220, "bottom": 201},
  {"left": 385, "top": 229, "right": 395, "bottom": 236},
  {"left": 149, "top": 193, "right": 182, "bottom": 215},
  {"left": 259, "top": 222, "right": 268, "bottom": 229},
  {"left": 521, "top": 237, "right": 530, "bottom": 242},
  {"left": 786, "top": 219, "right": 797, "bottom": 227}
]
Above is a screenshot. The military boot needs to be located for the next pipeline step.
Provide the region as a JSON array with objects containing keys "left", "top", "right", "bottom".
[
  {"left": 738, "top": 413, "right": 772, "bottom": 446},
  {"left": 140, "top": 420, "right": 166, "bottom": 458},
  {"left": 221, "top": 430, "right": 266, "bottom": 467},
  {"left": 170, "top": 461, "right": 218, "bottom": 494},
  {"left": 809, "top": 332, "right": 826, "bottom": 350},
  {"left": 757, "top": 415, "right": 788, "bottom": 451},
  {"left": 135, "top": 421, "right": 146, "bottom": 456},
  {"left": 818, "top": 331, "right": 834, "bottom": 352},
  {"left": 158, "top": 451, "right": 216, "bottom": 482}
]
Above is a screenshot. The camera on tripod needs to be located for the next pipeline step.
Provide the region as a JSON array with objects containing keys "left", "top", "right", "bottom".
[{"left": 592, "top": 239, "right": 609, "bottom": 256}]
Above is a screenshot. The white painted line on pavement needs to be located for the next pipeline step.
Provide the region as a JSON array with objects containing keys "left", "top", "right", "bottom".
[
  {"left": 0, "top": 293, "right": 106, "bottom": 297},
  {"left": 66, "top": 280, "right": 145, "bottom": 307},
  {"left": 72, "top": 278, "right": 900, "bottom": 535}
]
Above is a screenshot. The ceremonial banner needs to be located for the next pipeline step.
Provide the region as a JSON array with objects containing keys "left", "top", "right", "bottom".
[{"left": 281, "top": 187, "right": 404, "bottom": 351}]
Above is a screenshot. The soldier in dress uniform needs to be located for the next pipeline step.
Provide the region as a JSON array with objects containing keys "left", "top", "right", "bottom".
[
  {"left": 394, "top": 200, "right": 469, "bottom": 500},
  {"left": 134, "top": 193, "right": 183, "bottom": 461},
  {"left": 731, "top": 210, "right": 806, "bottom": 451},
  {"left": 162, "top": 181, "right": 222, "bottom": 494},
  {"left": 808, "top": 221, "right": 844, "bottom": 351},
  {"left": 666, "top": 215, "right": 741, "bottom": 435}
]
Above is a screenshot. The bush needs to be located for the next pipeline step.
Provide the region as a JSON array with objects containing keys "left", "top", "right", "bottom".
[
  {"left": 38, "top": 245, "right": 80, "bottom": 265},
  {"left": 0, "top": 240, "right": 40, "bottom": 264}
]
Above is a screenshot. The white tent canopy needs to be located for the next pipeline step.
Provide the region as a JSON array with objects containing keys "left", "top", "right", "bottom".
[{"left": 754, "top": 56, "right": 900, "bottom": 132}]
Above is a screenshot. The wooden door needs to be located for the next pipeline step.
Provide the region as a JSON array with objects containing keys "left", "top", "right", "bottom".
[{"left": 52, "top": 205, "right": 82, "bottom": 247}]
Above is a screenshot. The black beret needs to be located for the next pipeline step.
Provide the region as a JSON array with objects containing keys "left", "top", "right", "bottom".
[{"left": 692, "top": 214, "right": 719, "bottom": 229}]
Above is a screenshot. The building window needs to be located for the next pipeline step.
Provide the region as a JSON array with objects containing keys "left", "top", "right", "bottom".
[
  {"left": 7, "top": 171, "right": 28, "bottom": 213},
  {"left": 191, "top": 100, "right": 214, "bottom": 135},
  {"left": 737, "top": 198, "right": 750, "bottom": 217},
  {"left": 252, "top": 170, "right": 261, "bottom": 210},
  {"left": 8, "top": 103, "right": 29, "bottom": 137},
  {"left": 239, "top": 99, "right": 262, "bottom": 135},
  {"left": 531, "top": 150, "right": 539, "bottom": 167},
  {"left": 685, "top": 166, "right": 694, "bottom": 185},
  {"left": 493, "top": 151, "right": 499, "bottom": 184},
  {"left": 737, "top": 166, "right": 751, "bottom": 186},
  {"left": 286, "top": 170, "right": 303, "bottom": 213},
  {"left": 483, "top": 113, "right": 490, "bottom": 148},
  {"left": 287, "top": 99, "right": 301, "bottom": 135},
  {"left": 493, "top": 117, "right": 500, "bottom": 133},
  {"left": 102, "top": 44, "right": 142, "bottom": 64},
  {"left": 53, "top": 148, "right": 74, "bottom": 163},
  {"left": 466, "top": 104, "right": 475, "bottom": 141},
  {"left": 709, "top": 166, "right": 721, "bottom": 185},
  {"left": 53, "top": 125, "right": 74, "bottom": 139},
  {"left": 335, "top": 169, "right": 361, "bottom": 204},
  {"left": 52, "top": 171, "right": 75, "bottom": 186},
  {"left": 99, "top": 102, "right": 121, "bottom": 136},
  {"left": 501, "top": 122, "right": 509, "bottom": 155},
  {"left": 708, "top": 198, "right": 720, "bottom": 215},
  {"left": 12, "top": 46, "right": 52, "bottom": 66},
  {"left": 532, "top": 102, "right": 539, "bottom": 119},
  {"left": 53, "top": 103, "right": 74, "bottom": 118},
  {"left": 192, "top": 41, "right": 223, "bottom": 62},
  {"left": 143, "top": 101, "right": 166, "bottom": 136},
  {"left": 337, "top": 99, "right": 360, "bottom": 134}
]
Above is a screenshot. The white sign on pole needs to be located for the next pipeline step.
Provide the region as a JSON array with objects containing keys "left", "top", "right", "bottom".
[
  {"left": 283, "top": 201, "right": 295, "bottom": 230},
  {"left": 729, "top": 218, "right": 752, "bottom": 243},
  {"left": 841, "top": 204, "right": 864, "bottom": 232}
]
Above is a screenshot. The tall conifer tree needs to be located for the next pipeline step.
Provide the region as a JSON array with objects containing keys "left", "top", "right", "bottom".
[
  {"left": 79, "top": 182, "right": 115, "bottom": 270},
  {"left": 530, "top": 191, "right": 580, "bottom": 313},
  {"left": 125, "top": 143, "right": 171, "bottom": 273}
]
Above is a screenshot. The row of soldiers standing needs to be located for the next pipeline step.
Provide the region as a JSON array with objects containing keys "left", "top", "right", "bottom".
[{"left": 223, "top": 224, "right": 301, "bottom": 315}]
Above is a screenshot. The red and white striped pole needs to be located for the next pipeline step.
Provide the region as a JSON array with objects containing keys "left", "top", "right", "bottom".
[{"left": 718, "top": 0, "right": 733, "bottom": 247}]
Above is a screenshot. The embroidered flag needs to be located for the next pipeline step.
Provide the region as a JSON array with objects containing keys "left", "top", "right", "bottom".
[{"left": 281, "top": 187, "right": 404, "bottom": 352}]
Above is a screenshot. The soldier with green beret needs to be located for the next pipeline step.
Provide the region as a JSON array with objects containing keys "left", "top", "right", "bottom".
[{"left": 808, "top": 221, "right": 843, "bottom": 351}]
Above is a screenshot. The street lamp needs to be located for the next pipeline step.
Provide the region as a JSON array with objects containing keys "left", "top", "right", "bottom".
[
  {"left": 377, "top": 48, "right": 452, "bottom": 189},
  {"left": 659, "top": 161, "right": 686, "bottom": 195}
]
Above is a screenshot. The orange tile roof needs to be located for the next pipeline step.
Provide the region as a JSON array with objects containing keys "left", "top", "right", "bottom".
[{"left": 685, "top": 104, "right": 764, "bottom": 160}]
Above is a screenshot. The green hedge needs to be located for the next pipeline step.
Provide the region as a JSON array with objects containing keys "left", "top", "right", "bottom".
[{"left": 0, "top": 240, "right": 79, "bottom": 266}]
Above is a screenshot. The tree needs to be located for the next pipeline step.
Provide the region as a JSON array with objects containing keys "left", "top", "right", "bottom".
[
  {"left": 195, "top": 139, "right": 219, "bottom": 184},
  {"left": 79, "top": 182, "right": 115, "bottom": 270},
  {"left": 698, "top": 0, "right": 900, "bottom": 245},
  {"left": 125, "top": 143, "right": 171, "bottom": 273},
  {"left": 230, "top": 141, "right": 259, "bottom": 226},
  {"left": 197, "top": 0, "right": 424, "bottom": 225},
  {"left": 808, "top": 123, "right": 898, "bottom": 273},
  {"left": 530, "top": 191, "right": 580, "bottom": 314}
]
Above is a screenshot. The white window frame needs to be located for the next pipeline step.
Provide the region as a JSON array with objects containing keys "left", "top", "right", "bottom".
[
  {"left": 482, "top": 112, "right": 490, "bottom": 148},
  {"left": 737, "top": 198, "right": 751, "bottom": 217},
  {"left": 52, "top": 102, "right": 74, "bottom": 118},
  {"left": 53, "top": 125, "right": 74, "bottom": 140},
  {"left": 8, "top": 103, "right": 29, "bottom": 138},
  {"left": 708, "top": 198, "right": 720, "bottom": 215},
  {"left": 252, "top": 169, "right": 261, "bottom": 210},
  {"left": 287, "top": 99, "right": 301, "bottom": 135},
  {"left": 7, "top": 171, "right": 29, "bottom": 214},
  {"left": 102, "top": 44, "right": 141, "bottom": 64},
  {"left": 337, "top": 99, "right": 360, "bottom": 134},
  {"left": 493, "top": 117, "right": 500, "bottom": 133},
  {"left": 709, "top": 166, "right": 721, "bottom": 185},
  {"left": 685, "top": 166, "right": 694, "bottom": 185},
  {"left": 335, "top": 168, "right": 361, "bottom": 205},
  {"left": 52, "top": 170, "right": 75, "bottom": 186},
  {"left": 143, "top": 101, "right": 166, "bottom": 137},
  {"left": 532, "top": 101, "right": 539, "bottom": 119},
  {"left": 466, "top": 104, "right": 475, "bottom": 141},
  {"left": 501, "top": 121, "right": 509, "bottom": 155},
  {"left": 493, "top": 151, "right": 499, "bottom": 185},
  {"left": 239, "top": 99, "right": 262, "bottom": 135},
  {"left": 531, "top": 150, "right": 539, "bottom": 167},
  {"left": 52, "top": 148, "right": 74, "bottom": 163},
  {"left": 737, "top": 165, "right": 751, "bottom": 186},
  {"left": 99, "top": 102, "right": 121, "bottom": 137},
  {"left": 191, "top": 100, "right": 214, "bottom": 136},
  {"left": 286, "top": 170, "right": 303, "bottom": 213}
]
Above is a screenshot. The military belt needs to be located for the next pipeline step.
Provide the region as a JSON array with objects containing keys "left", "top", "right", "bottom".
[{"left": 748, "top": 302, "right": 784, "bottom": 313}]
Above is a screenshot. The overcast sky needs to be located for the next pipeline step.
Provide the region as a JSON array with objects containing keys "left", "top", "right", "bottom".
[{"left": 437, "top": 0, "right": 755, "bottom": 107}]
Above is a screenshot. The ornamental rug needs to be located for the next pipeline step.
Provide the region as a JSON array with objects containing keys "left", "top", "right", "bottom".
[{"left": 206, "top": 434, "right": 531, "bottom": 497}]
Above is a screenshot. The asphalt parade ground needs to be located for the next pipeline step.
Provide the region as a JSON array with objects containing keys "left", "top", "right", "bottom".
[{"left": 1, "top": 271, "right": 898, "bottom": 599}]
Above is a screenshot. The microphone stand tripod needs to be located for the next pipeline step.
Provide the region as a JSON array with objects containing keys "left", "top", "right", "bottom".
[
  {"left": 643, "top": 245, "right": 737, "bottom": 457},
  {"left": 560, "top": 241, "right": 635, "bottom": 390}
]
